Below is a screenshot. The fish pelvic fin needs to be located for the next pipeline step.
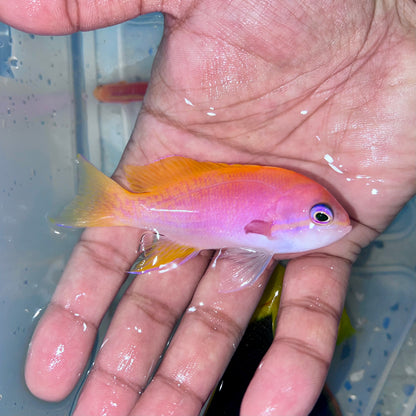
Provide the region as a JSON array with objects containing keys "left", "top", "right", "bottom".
[
  {"left": 130, "top": 233, "right": 199, "bottom": 274},
  {"left": 52, "top": 155, "right": 136, "bottom": 228},
  {"left": 212, "top": 248, "right": 273, "bottom": 293},
  {"left": 124, "top": 156, "right": 228, "bottom": 193}
]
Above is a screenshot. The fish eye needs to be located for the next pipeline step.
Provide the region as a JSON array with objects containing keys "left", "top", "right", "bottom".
[{"left": 310, "top": 204, "right": 334, "bottom": 225}]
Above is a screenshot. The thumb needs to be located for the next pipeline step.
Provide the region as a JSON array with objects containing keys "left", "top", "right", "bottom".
[{"left": 0, "top": 0, "right": 190, "bottom": 35}]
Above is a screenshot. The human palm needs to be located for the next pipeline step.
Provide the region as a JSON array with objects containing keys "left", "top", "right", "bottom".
[{"left": 2, "top": 0, "right": 415, "bottom": 415}]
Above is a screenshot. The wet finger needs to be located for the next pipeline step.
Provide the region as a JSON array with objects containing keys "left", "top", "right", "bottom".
[
  {"left": 25, "top": 226, "right": 140, "bottom": 401},
  {"left": 241, "top": 254, "right": 351, "bottom": 416},
  {"left": 0, "top": 0, "right": 184, "bottom": 35},
  {"left": 72, "top": 254, "right": 209, "bottom": 416},
  {"left": 128, "top": 254, "right": 275, "bottom": 416}
]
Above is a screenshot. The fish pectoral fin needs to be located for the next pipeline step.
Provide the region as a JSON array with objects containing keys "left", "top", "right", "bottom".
[
  {"left": 212, "top": 248, "right": 273, "bottom": 293},
  {"left": 244, "top": 219, "right": 273, "bottom": 238},
  {"left": 130, "top": 234, "right": 199, "bottom": 274}
]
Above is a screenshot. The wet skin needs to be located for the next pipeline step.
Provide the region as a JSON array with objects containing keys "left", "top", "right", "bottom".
[{"left": 1, "top": 1, "right": 415, "bottom": 415}]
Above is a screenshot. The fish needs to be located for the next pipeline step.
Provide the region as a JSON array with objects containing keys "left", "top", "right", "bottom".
[
  {"left": 93, "top": 81, "right": 148, "bottom": 103},
  {"left": 54, "top": 155, "right": 351, "bottom": 290}
]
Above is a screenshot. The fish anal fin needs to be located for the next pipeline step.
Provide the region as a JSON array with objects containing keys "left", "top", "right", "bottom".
[
  {"left": 124, "top": 156, "right": 228, "bottom": 193},
  {"left": 131, "top": 234, "right": 198, "bottom": 274}
]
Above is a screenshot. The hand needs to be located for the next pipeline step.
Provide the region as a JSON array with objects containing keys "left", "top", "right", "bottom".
[{"left": 3, "top": 1, "right": 415, "bottom": 415}]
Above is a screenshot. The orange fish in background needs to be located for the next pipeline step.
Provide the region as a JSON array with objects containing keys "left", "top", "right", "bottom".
[
  {"left": 54, "top": 156, "right": 351, "bottom": 291},
  {"left": 93, "top": 81, "right": 148, "bottom": 103}
]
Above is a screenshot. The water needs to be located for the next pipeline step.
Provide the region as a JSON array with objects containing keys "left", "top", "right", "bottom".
[{"left": 0, "top": 16, "right": 163, "bottom": 415}]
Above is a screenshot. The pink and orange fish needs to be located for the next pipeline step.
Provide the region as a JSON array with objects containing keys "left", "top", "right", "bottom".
[{"left": 54, "top": 156, "right": 351, "bottom": 290}]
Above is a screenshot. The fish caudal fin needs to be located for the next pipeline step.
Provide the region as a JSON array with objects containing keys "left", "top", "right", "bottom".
[{"left": 52, "top": 155, "right": 134, "bottom": 228}]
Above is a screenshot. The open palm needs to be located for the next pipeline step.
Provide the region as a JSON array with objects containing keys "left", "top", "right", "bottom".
[{"left": 2, "top": 0, "right": 415, "bottom": 415}]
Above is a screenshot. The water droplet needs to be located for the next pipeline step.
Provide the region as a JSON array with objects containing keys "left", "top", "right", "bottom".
[
  {"left": 405, "top": 366, "right": 415, "bottom": 376},
  {"left": 323, "top": 154, "right": 343, "bottom": 174},
  {"left": 8, "top": 56, "right": 19, "bottom": 69},
  {"left": 100, "top": 338, "right": 109, "bottom": 350},
  {"left": 32, "top": 307, "right": 43, "bottom": 321},
  {"left": 74, "top": 292, "right": 86, "bottom": 302},
  {"left": 324, "top": 154, "right": 334, "bottom": 163},
  {"left": 330, "top": 165, "right": 343, "bottom": 174},
  {"left": 350, "top": 369, "right": 365, "bottom": 382},
  {"left": 207, "top": 106, "right": 216, "bottom": 116}
]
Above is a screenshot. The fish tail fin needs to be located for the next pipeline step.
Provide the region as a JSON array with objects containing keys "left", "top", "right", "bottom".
[{"left": 52, "top": 155, "right": 136, "bottom": 228}]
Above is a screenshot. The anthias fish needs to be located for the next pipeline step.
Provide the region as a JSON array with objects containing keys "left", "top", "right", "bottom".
[{"left": 55, "top": 156, "right": 351, "bottom": 290}]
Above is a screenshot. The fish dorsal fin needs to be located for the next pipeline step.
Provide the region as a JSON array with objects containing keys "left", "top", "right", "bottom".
[
  {"left": 130, "top": 232, "right": 199, "bottom": 274},
  {"left": 124, "top": 156, "right": 228, "bottom": 193}
]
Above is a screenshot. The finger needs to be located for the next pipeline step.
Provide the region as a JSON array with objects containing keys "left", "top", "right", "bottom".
[
  {"left": 72, "top": 254, "right": 209, "bottom": 416},
  {"left": 241, "top": 254, "right": 351, "bottom": 416},
  {"left": 128, "top": 255, "right": 275, "bottom": 416},
  {"left": 25, "top": 226, "right": 140, "bottom": 401},
  {"left": 0, "top": 0, "right": 187, "bottom": 35}
]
